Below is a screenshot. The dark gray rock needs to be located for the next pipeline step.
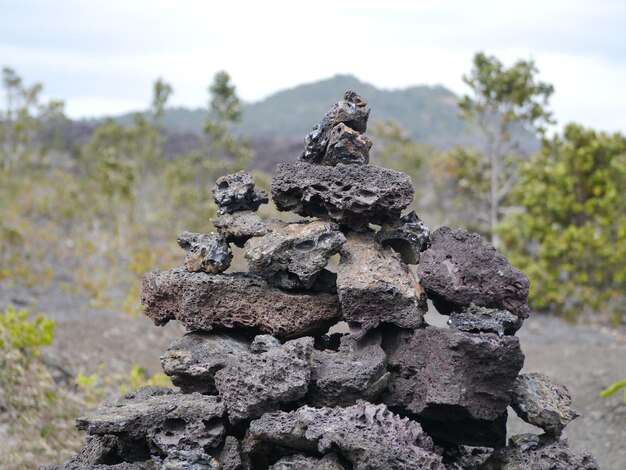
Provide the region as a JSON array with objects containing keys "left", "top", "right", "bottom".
[
  {"left": 250, "top": 334, "right": 281, "bottom": 353},
  {"left": 142, "top": 269, "right": 341, "bottom": 340},
  {"left": 375, "top": 211, "right": 431, "bottom": 264},
  {"left": 76, "top": 387, "right": 226, "bottom": 455},
  {"left": 336, "top": 233, "right": 427, "bottom": 338},
  {"left": 177, "top": 232, "right": 232, "bottom": 274},
  {"left": 417, "top": 227, "right": 530, "bottom": 321},
  {"left": 159, "top": 450, "right": 219, "bottom": 469},
  {"left": 212, "top": 211, "right": 268, "bottom": 248},
  {"left": 308, "top": 332, "right": 390, "bottom": 407},
  {"left": 301, "top": 91, "right": 370, "bottom": 164},
  {"left": 482, "top": 433, "right": 599, "bottom": 469},
  {"left": 442, "top": 445, "right": 493, "bottom": 470},
  {"left": 322, "top": 123, "right": 372, "bottom": 166},
  {"left": 160, "top": 332, "right": 251, "bottom": 394},
  {"left": 270, "top": 453, "right": 346, "bottom": 470},
  {"left": 511, "top": 373, "right": 579, "bottom": 436},
  {"left": 271, "top": 162, "right": 414, "bottom": 229},
  {"left": 214, "top": 436, "right": 249, "bottom": 470},
  {"left": 381, "top": 327, "right": 524, "bottom": 446},
  {"left": 214, "top": 337, "right": 314, "bottom": 423},
  {"left": 244, "top": 220, "right": 345, "bottom": 290},
  {"left": 245, "top": 402, "right": 445, "bottom": 470},
  {"left": 448, "top": 304, "right": 520, "bottom": 336},
  {"left": 212, "top": 171, "right": 268, "bottom": 215}
]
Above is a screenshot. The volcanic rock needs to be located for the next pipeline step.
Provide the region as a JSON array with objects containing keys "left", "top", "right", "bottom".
[
  {"left": 142, "top": 268, "right": 341, "bottom": 340},
  {"left": 271, "top": 161, "right": 414, "bottom": 229},
  {"left": 214, "top": 436, "right": 248, "bottom": 470},
  {"left": 482, "top": 433, "right": 599, "bottom": 469},
  {"left": 375, "top": 210, "right": 431, "bottom": 264},
  {"left": 160, "top": 332, "right": 251, "bottom": 394},
  {"left": 214, "top": 337, "right": 314, "bottom": 424},
  {"left": 212, "top": 171, "right": 268, "bottom": 215},
  {"left": 511, "top": 373, "right": 579, "bottom": 435},
  {"left": 442, "top": 445, "right": 493, "bottom": 470},
  {"left": 212, "top": 211, "right": 268, "bottom": 248},
  {"left": 307, "top": 332, "right": 390, "bottom": 407},
  {"left": 270, "top": 453, "right": 346, "bottom": 470},
  {"left": 336, "top": 233, "right": 427, "bottom": 338},
  {"left": 177, "top": 232, "right": 232, "bottom": 274},
  {"left": 250, "top": 334, "right": 281, "bottom": 353},
  {"left": 159, "top": 450, "right": 220, "bottom": 469},
  {"left": 381, "top": 326, "right": 524, "bottom": 446},
  {"left": 448, "top": 304, "right": 520, "bottom": 336},
  {"left": 322, "top": 123, "right": 372, "bottom": 166},
  {"left": 301, "top": 91, "right": 370, "bottom": 164},
  {"left": 76, "top": 387, "right": 226, "bottom": 455},
  {"left": 417, "top": 226, "right": 530, "bottom": 321},
  {"left": 245, "top": 402, "right": 444, "bottom": 470},
  {"left": 244, "top": 220, "right": 345, "bottom": 290}
]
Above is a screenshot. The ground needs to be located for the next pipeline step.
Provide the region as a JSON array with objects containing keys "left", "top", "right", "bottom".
[{"left": 1, "top": 282, "right": 624, "bottom": 469}]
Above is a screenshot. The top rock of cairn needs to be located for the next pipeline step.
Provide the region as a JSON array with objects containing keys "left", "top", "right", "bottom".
[{"left": 50, "top": 91, "right": 597, "bottom": 470}]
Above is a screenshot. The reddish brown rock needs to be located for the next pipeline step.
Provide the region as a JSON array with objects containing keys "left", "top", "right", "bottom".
[{"left": 141, "top": 268, "right": 341, "bottom": 340}]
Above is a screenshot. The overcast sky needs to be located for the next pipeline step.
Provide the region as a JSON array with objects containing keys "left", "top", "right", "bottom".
[{"left": 1, "top": 0, "right": 625, "bottom": 132}]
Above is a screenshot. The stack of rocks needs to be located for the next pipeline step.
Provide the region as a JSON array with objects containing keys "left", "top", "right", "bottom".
[{"left": 50, "top": 92, "right": 598, "bottom": 470}]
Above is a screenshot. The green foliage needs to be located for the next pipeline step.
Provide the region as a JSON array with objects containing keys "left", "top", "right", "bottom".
[
  {"left": 0, "top": 305, "right": 55, "bottom": 359},
  {"left": 499, "top": 124, "right": 626, "bottom": 322},
  {"left": 600, "top": 378, "right": 626, "bottom": 404}
]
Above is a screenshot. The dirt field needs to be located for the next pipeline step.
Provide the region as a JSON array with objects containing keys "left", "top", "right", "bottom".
[{"left": 2, "top": 282, "right": 624, "bottom": 469}]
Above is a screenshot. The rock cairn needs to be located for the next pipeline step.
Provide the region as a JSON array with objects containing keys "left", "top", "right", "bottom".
[{"left": 50, "top": 91, "right": 598, "bottom": 470}]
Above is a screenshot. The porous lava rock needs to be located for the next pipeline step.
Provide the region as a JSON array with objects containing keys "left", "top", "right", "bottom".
[
  {"left": 381, "top": 326, "right": 524, "bottom": 446},
  {"left": 245, "top": 402, "right": 445, "bottom": 470},
  {"left": 448, "top": 304, "right": 520, "bottom": 336},
  {"left": 76, "top": 387, "right": 226, "bottom": 455},
  {"left": 141, "top": 268, "right": 341, "bottom": 339},
  {"left": 336, "top": 232, "right": 427, "bottom": 338},
  {"left": 214, "top": 337, "right": 314, "bottom": 424},
  {"left": 375, "top": 210, "right": 431, "bottom": 264},
  {"left": 160, "top": 332, "right": 251, "bottom": 394},
  {"left": 510, "top": 372, "right": 579, "bottom": 436},
  {"left": 271, "top": 161, "right": 414, "bottom": 229},
  {"left": 269, "top": 453, "right": 346, "bottom": 470},
  {"left": 213, "top": 171, "right": 268, "bottom": 215},
  {"left": 442, "top": 445, "right": 493, "bottom": 470},
  {"left": 301, "top": 90, "right": 370, "bottom": 164},
  {"left": 244, "top": 220, "right": 345, "bottom": 290},
  {"left": 307, "top": 332, "right": 390, "bottom": 407},
  {"left": 322, "top": 123, "right": 372, "bottom": 166},
  {"left": 212, "top": 211, "right": 268, "bottom": 248},
  {"left": 482, "top": 433, "right": 599, "bottom": 470},
  {"left": 159, "top": 450, "right": 220, "bottom": 469},
  {"left": 417, "top": 226, "right": 530, "bottom": 321},
  {"left": 177, "top": 231, "right": 232, "bottom": 274}
]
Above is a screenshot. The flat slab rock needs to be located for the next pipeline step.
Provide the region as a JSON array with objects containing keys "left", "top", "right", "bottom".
[
  {"left": 215, "top": 337, "right": 314, "bottom": 423},
  {"left": 337, "top": 232, "right": 427, "bottom": 338},
  {"left": 511, "top": 372, "right": 579, "bottom": 436},
  {"left": 271, "top": 162, "right": 414, "bottom": 229},
  {"left": 245, "top": 402, "right": 445, "bottom": 470},
  {"left": 76, "top": 387, "right": 226, "bottom": 455},
  {"left": 448, "top": 304, "right": 520, "bottom": 336},
  {"left": 381, "top": 326, "right": 524, "bottom": 446},
  {"left": 141, "top": 268, "right": 341, "bottom": 340},
  {"left": 417, "top": 226, "right": 530, "bottom": 321}
]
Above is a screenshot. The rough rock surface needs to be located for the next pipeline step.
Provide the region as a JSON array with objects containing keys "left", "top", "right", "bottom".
[
  {"left": 142, "top": 268, "right": 341, "bottom": 339},
  {"left": 442, "top": 445, "right": 493, "bottom": 470},
  {"left": 245, "top": 402, "right": 445, "bottom": 470},
  {"left": 215, "top": 337, "right": 314, "bottom": 423},
  {"left": 270, "top": 453, "right": 346, "bottom": 470},
  {"left": 212, "top": 211, "right": 268, "bottom": 248},
  {"left": 417, "top": 226, "right": 530, "bottom": 321},
  {"left": 271, "top": 162, "right": 414, "bottom": 229},
  {"left": 482, "top": 433, "right": 599, "bottom": 470},
  {"left": 76, "top": 387, "right": 226, "bottom": 455},
  {"left": 511, "top": 372, "right": 579, "bottom": 435},
  {"left": 448, "top": 304, "right": 520, "bottom": 336},
  {"left": 212, "top": 171, "right": 268, "bottom": 215},
  {"left": 375, "top": 210, "right": 431, "bottom": 264},
  {"left": 322, "top": 123, "right": 372, "bottom": 166},
  {"left": 381, "top": 326, "right": 524, "bottom": 446},
  {"left": 177, "top": 232, "right": 232, "bottom": 274},
  {"left": 160, "top": 332, "right": 251, "bottom": 394},
  {"left": 336, "top": 233, "right": 427, "bottom": 338},
  {"left": 307, "top": 332, "right": 390, "bottom": 407},
  {"left": 159, "top": 450, "right": 220, "bottom": 469},
  {"left": 301, "top": 90, "right": 370, "bottom": 164},
  {"left": 214, "top": 436, "right": 248, "bottom": 470},
  {"left": 249, "top": 334, "right": 281, "bottom": 353},
  {"left": 244, "top": 220, "right": 345, "bottom": 290}
]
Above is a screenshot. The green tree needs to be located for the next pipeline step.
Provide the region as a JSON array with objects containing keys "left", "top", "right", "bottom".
[
  {"left": 499, "top": 124, "right": 626, "bottom": 323},
  {"left": 455, "top": 53, "right": 554, "bottom": 245}
]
